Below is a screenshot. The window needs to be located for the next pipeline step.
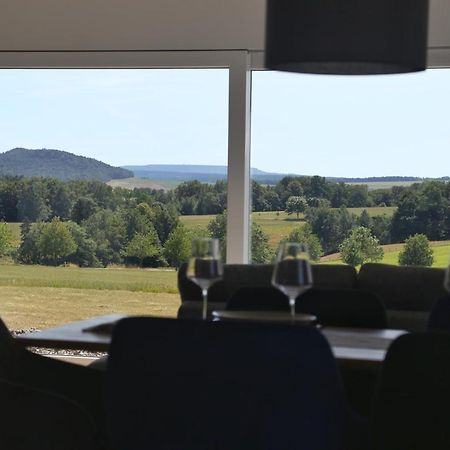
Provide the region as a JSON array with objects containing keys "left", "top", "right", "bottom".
[
  {"left": 250, "top": 69, "right": 450, "bottom": 267},
  {"left": 0, "top": 68, "right": 228, "bottom": 332}
]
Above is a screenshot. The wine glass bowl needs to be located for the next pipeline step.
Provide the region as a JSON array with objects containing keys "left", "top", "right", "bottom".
[
  {"left": 186, "top": 238, "right": 223, "bottom": 320},
  {"left": 272, "top": 242, "right": 313, "bottom": 320}
]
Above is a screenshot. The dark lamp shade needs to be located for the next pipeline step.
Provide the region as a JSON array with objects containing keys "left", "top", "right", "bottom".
[{"left": 265, "top": 0, "right": 429, "bottom": 75}]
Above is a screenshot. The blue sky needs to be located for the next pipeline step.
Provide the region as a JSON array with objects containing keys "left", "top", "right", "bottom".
[{"left": 0, "top": 68, "right": 448, "bottom": 178}]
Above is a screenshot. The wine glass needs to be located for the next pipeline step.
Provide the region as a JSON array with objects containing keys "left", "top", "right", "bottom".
[
  {"left": 444, "top": 260, "right": 450, "bottom": 293},
  {"left": 272, "top": 242, "right": 313, "bottom": 321},
  {"left": 186, "top": 238, "right": 224, "bottom": 320}
]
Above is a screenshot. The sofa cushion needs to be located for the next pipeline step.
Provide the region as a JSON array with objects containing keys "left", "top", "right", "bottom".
[
  {"left": 178, "top": 263, "right": 358, "bottom": 303},
  {"left": 357, "top": 263, "right": 447, "bottom": 313}
]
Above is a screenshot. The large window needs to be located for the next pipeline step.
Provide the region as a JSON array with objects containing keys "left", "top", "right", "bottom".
[
  {"left": 0, "top": 68, "right": 228, "bottom": 332},
  {"left": 250, "top": 69, "right": 450, "bottom": 267}
]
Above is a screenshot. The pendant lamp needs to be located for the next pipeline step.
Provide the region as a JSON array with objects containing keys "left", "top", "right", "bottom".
[{"left": 265, "top": 0, "right": 429, "bottom": 75}]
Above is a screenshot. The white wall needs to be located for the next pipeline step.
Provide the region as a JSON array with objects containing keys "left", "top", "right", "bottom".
[
  {"left": 0, "top": 0, "right": 448, "bottom": 53},
  {"left": 0, "top": 0, "right": 266, "bottom": 51}
]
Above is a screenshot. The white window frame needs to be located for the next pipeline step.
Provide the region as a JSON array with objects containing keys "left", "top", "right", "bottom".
[
  {"left": 0, "top": 50, "right": 253, "bottom": 263},
  {"left": 0, "top": 47, "right": 448, "bottom": 264}
]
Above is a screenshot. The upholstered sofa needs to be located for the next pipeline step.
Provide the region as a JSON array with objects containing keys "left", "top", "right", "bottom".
[{"left": 178, "top": 263, "right": 448, "bottom": 331}]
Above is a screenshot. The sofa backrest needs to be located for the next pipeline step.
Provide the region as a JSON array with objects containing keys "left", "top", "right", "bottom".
[
  {"left": 358, "top": 263, "right": 447, "bottom": 331},
  {"left": 178, "top": 263, "right": 358, "bottom": 303}
]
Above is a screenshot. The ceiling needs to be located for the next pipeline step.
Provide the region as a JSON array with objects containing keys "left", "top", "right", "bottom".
[{"left": 0, "top": 0, "right": 448, "bottom": 53}]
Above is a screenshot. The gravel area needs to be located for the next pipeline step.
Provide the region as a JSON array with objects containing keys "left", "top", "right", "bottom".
[{"left": 12, "top": 329, "right": 105, "bottom": 358}]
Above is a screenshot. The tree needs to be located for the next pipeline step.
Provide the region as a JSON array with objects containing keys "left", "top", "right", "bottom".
[
  {"left": 17, "top": 178, "right": 50, "bottom": 222},
  {"left": 37, "top": 217, "right": 77, "bottom": 265},
  {"left": 398, "top": 234, "right": 434, "bottom": 267},
  {"left": 123, "top": 229, "right": 166, "bottom": 267},
  {"left": 251, "top": 223, "right": 273, "bottom": 264},
  {"left": 305, "top": 207, "right": 340, "bottom": 254},
  {"left": 370, "top": 215, "right": 392, "bottom": 245},
  {"left": 358, "top": 209, "right": 373, "bottom": 229},
  {"left": 65, "top": 221, "right": 101, "bottom": 268},
  {"left": 152, "top": 202, "right": 179, "bottom": 245},
  {"left": 0, "top": 222, "right": 12, "bottom": 257},
  {"left": 207, "top": 210, "right": 228, "bottom": 256},
  {"left": 208, "top": 211, "right": 273, "bottom": 263},
  {"left": 164, "top": 225, "right": 208, "bottom": 268},
  {"left": 339, "top": 226, "right": 384, "bottom": 267},
  {"left": 83, "top": 209, "right": 127, "bottom": 266},
  {"left": 16, "top": 222, "right": 45, "bottom": 264},
  {"left": 71, "top": 197, "right": 97, "bottom": 223},
  {"left": 286, "top": 224, "right": 323, "bottom": 262},
  {"left": 47, "top": 180, "right": 73, "bottom": 220},
  {"left": 285, "top": 196, "right": 308, "bottom": 219}
]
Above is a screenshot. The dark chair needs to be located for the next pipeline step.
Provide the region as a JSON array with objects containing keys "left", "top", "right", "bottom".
[
  {"left": 0, "top": 318, "right": 105, "bottom": 430},
  {"left": 106, "top": 316, "right": 367, "bottom": 450},
  {"left": 0, "top": 378, "right": 101, "bottom": 450},
  {"left": 427, "top": 295, "right": 450, "bottom": 331},
  {"left": 177, "top": 262, "right": 358, "bottom": 319},
  {"left": 372, "top": 332, "right": 450, "bottom": 450},
  {"left": 227, "top": 287, "right": 388, "bottom": 329}
]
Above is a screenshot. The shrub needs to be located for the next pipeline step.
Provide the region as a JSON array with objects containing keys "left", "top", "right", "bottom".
[{"left": 398, "top": 234, "right": 434, "bottom": 267}]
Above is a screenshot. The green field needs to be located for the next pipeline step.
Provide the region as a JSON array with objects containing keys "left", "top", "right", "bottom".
[
  {"left": 322, "top": 241, "right": 450, "bottom": 268},
  {"left": 346, "top": 180, "right": 420, "bottom": 191},
  {"left": 0, "top": 264, "right": 179, "bottom": 331},
  {"left": 107, "top": 176, "right": 182, "bottom": 190},
  {"left": 181, "top": 207, "right": 396, "bottom": 249},
  {"left": 0, "top": 264, "right": 178, "bottom": 292}
]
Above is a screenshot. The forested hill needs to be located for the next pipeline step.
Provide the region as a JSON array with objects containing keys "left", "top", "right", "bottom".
[{"left": 0, "top": 148, "right": 132, "bottom": 181}]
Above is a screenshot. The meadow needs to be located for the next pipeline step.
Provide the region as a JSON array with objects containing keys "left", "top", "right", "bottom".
[
  {"left": 8, "top": 205, "right": 449, "bottom": 333},
  {"left": 323, "top": 241, "right": 450, "bottom": 268},
  {"left": 181, "top": 207, "right": 396, "bottom": 248},
  {"left": 0, "top": 265, "right": 179, "bottom": 331}
]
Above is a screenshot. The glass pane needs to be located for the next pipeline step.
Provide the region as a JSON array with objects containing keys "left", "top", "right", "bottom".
[
  {"left": 0, "top": 68, "right": 228, "bottom": 333},
  {"left": 250, "top": 69, "right": 450, "bottom": 267}
]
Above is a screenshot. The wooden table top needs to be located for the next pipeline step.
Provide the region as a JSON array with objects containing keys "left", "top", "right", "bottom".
[{"left": 15, "top": 314, "right": 407, "bottom": 367}]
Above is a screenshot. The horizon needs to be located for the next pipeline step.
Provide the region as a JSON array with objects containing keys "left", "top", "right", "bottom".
[
  {"left": 1, "top": 147, "right": 448, "bottom": 181},
  {"left": 0, "top": 68, "right": 449, "bottom": 178}
]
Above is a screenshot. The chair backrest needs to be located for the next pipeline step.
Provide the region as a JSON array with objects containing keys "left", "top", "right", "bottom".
[
  {"left": 372, "top": 332, "right": 450, "bottom": 450},
  {"left": 227, "top": 287, "right": 388, "bottom": 329},
  {"left": 358, "top": 263, "right": 447, "bottom": 330},
  {"left": 0, "top": 378, "right": 100, "bottom": 450},
  {"left": 299, "top": 289, "right": 388, "bottom": 329},
  {"left": 178, "top": 262, "right": 357, "bottom": 303},
  {"left": 427, "top": 295, "right": 450, "bottom": 331},
  {"left": 0, "top": 316, "right": 105, "bottom": 431},
  {"left": 106, "top": 317, "right": 364, "bottom": 450}
]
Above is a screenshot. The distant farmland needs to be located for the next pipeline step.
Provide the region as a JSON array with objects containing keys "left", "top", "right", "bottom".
[
  {"left": 345, "top": 180, "right": 421, "bottom": 190},
  {"left": 181, "top": 207, "right": 396, "bottom": 249}
]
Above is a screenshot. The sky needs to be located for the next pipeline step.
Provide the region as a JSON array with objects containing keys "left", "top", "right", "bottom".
[{"left": 0, "top": 68, "right": 449, "bottom": 178}]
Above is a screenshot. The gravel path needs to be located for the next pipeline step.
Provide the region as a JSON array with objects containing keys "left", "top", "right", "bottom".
[{"left": 12, "top": 329, "right": 105, "bottom": 358}]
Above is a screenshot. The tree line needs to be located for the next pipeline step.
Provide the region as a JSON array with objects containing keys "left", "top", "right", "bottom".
[{"left": 0, "top": 175, "right": 448, "bottom": 268}]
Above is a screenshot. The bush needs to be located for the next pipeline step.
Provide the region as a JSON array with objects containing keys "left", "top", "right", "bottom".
[
  {"left": 285, "top": 224, "right": 323, "bottom": 262},
  {"left": 398, "top": 234, "right": 434, "bottom": 267},
  {"left": 339, "top": 226, "right": 384, "bottom": 267}
]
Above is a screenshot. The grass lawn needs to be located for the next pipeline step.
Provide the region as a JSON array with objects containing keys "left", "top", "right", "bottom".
[
  {"left": 0, "top": 264, "right": 178, "bottom": 292},
  {"left": 181, "top": 207, "right": 396, "bottom": 249},
  {"left": 322, "top": 241, "right": 450, "bottom": 268},
  {"left": 0, "top": 286, "right": 180, "bottom": 330},
  {"left": 0, "top": 264, "right": 180, "bottom": 331}
]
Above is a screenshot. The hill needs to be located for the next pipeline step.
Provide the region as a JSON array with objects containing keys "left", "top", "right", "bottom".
[
  {"left": 0, "top": 148, "right": 132, "bottom": 181},
  {"left": 123, "top": 164, "right": 289, "bottom": 184},
  {"left": 122, "top": 164, "right": 449, "bottom": 187}
]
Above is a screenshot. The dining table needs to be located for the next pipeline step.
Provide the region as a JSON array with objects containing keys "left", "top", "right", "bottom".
[{"left": 14, "top": 313, "right": 407, "bottom": 369}]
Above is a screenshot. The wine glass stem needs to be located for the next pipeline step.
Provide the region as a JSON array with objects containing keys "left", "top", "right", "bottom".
[
  {"left": 289, "top": 298, "right": 296, "bottom": 321},
  {"left": 202, "top": 288, "right": 208, "bottom": 321}
]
